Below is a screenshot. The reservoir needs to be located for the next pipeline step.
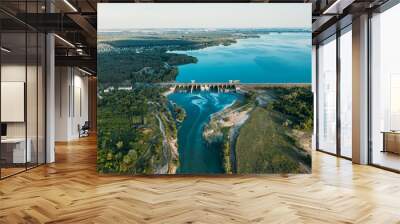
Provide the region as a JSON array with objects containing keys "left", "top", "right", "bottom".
[{"left": 172, "top": 32, "right": 311, "bottom": 83}]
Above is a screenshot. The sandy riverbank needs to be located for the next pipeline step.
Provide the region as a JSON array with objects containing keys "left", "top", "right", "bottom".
[{"left": 162, "top": 87, "right": 175, "bottom": 96}]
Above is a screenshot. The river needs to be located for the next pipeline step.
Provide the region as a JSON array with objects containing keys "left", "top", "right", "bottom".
[{"left": 168, "top": 92, "right": 238, "bottom": 174}]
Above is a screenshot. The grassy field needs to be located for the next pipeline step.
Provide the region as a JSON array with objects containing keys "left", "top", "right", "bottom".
[{"left": 235, "top": 106, "right": 311, "bottom": 174}]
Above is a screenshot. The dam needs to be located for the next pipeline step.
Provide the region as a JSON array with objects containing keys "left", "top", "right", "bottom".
[
  {"left": 172, "top": 83, "right": 238, "bottom": 93},
  {"left": 159, "top": 81, "right": 311, "bottom": 93}
]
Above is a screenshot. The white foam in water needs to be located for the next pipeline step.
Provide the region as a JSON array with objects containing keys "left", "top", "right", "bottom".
[
  {"left": 222, "top": 99, "right": 236, "bottom": 111},
  {"left": 190, "top": 94, "right": 208, "bottom": 110},
  {"left": 209, "top": 92, "right": 220, "bottom": 105}
]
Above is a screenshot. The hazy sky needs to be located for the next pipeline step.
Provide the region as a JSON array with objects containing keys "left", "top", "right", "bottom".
[{"left": 98, "top": 3, "right": 311, "bottom": 30}]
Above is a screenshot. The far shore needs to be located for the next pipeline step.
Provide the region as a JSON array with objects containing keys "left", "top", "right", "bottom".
[{"left": 157, "top": 82, "right": 311, "bottom": 87}]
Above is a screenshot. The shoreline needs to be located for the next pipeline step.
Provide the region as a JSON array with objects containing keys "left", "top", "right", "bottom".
[{"left": 167, "top": 34, "right": 261, "bottom": 54}]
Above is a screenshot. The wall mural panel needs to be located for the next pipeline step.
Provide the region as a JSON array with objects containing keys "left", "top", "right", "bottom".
[{"left": 97, "top": 3, "right": 313, "bottom": 174}]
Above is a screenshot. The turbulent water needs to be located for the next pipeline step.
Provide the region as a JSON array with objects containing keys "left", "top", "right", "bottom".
[
  {"left": 172, "top": 33, "right": 311, "bottom": 83},
  {"left": 168, "top": 92, "right": 238, "bottom": 174}
]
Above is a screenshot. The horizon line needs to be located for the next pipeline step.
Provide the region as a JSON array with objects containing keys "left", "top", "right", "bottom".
[{"left": 98, "top": 27, "right": 311, "bottom": 32}]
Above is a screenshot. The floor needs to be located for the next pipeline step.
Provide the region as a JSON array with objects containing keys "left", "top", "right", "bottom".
[
  {"left": 1, "top": 163, "right": 44, "bottom": 179},
  {"left": 0, "top": 136, "right": 400, "bottom": 224},
  {"left": 0, "top": 167, "right": 26, "bottom": 178}
]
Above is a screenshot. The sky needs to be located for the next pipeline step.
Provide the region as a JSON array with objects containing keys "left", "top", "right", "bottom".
[{"left": 98, "top": 3, "right": 311, "bottom": 30}]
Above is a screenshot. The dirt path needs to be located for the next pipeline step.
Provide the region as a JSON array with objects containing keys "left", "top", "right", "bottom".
[{"left": 155, "top": 114, "right": 169, "bottom": 174}]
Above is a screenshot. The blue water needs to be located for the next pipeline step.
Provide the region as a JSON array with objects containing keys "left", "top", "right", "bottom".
[
  {"left": 172, "top": 33, "right": 311, "bottom": 83},
  {"left": 168, "top": 92, "right": 238, "bottom": 174}
]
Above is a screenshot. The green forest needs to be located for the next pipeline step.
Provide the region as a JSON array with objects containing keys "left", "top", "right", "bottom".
[
  {"left": 97, "top": 86, "right": 178, "bottom": 174},
  {"left": 268, "top": 87, "right": 313, "bottom": 131},
  {"left": 98, "top": 48, "right": 197, "bottom": 88}
]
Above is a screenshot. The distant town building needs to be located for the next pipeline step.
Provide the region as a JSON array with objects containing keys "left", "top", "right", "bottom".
[
  {"left": 104, "top": 86, "right": 114, "bottom": 93},
  {"left": 118, "top": 86, "right": 133, "bottom": 91}
]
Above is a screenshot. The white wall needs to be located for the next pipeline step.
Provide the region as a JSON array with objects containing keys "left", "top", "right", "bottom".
[
  {"left": 55, "top": 67, "right": 89, "bottom": 141},
  {"left": 1, "top": 82, "right": 25, "bottom": 122},
  {"left": 1, "top": 64, "right": 26, "bottom": 138},
  {"left": 1, "top": 65, "right": 40, "bottom": 138},
  {"left": 1, "top": 65, "right": 26, "bottom": 82},
  {"left": 1, "top": 63, "right": 46, "bottom": 164},
  {"left": 55, "top": 66, "right": 70, "bottom": 141},
  {"left": 70, "top": 72, "right": 89, "bottom": 138}
]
